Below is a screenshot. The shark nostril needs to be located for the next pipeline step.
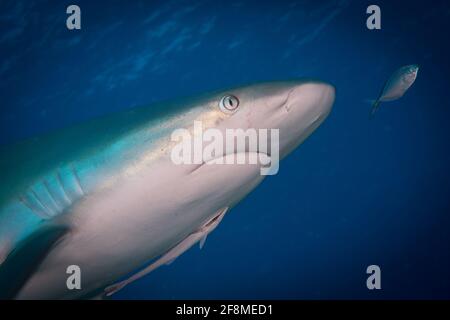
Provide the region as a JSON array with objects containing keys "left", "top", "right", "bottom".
[{"left": 283, "top": 87, "right": 296, "bottom": 113}]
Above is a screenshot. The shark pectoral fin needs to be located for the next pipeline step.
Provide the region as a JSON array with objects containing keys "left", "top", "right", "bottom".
[
  {"left": 104, "top": 207, "right": 229, "bottom": 296},
  {"left": 0, "top": 224, "right": 69, "bottom": 299}
]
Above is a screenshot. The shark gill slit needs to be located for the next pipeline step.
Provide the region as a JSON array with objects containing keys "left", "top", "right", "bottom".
[
  {"left": 43, "top": 180, "right": 63, "bottom": 213},
  {"left": 18, "top": 194, "right": 51, "bottom": 220},
  {"left": 56, "top": 169, "right": 72, "bottom": 206},
  {"left": 70, "top": 164, "right": 85, "bottom": 196},
  {"left": 29, "top": 188, "right": 56, "bottom": 217}
]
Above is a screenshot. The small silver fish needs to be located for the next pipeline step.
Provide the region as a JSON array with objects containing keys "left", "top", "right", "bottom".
[{"left": 371, "top": 64, "right": 419, "bottom": 116}]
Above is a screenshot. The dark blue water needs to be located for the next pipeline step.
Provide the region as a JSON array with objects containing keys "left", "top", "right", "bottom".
[{"left": 1, "top": 0, "right": 449, "bottom": 299}]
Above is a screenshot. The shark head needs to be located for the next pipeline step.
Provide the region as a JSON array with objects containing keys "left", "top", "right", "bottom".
[
  {"left": 169, "top": 79, "right": 335, "bottom": 211},
  {"left": 211, "top": 80, "right": 336, "bottom": 158},
  {"left": 172, "top": 79, "right": 335, "bottom": 171}
]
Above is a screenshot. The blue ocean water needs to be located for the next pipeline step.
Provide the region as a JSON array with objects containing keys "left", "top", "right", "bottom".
[{"left": 1, "top": 0, "right": 449, "bottom": 299}]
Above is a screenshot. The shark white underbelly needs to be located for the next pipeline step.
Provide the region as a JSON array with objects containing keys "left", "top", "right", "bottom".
[{"left": 18, "top": 153, "right": 266, "bottom": 299}]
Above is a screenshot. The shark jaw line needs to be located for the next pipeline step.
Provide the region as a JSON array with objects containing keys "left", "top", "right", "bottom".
[
  {"left": 171, "top": 121, "right": 279, "bottom": 176},
  {"left": 187, "top": 151, "right": 271, "bottom": 175}
]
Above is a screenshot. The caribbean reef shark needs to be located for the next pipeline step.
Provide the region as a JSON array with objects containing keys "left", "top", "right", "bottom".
[{"left": 0, "top": 80, "right": 335, "bottom": 299}]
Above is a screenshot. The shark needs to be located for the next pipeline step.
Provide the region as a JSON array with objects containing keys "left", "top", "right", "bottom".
[{"left": 0, "top": 79, "right": 335, "bottom": 299}]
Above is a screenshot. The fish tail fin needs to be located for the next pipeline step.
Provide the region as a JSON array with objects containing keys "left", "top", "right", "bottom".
[{"left": 370, "top": 100, "right": 381, "bottom": 118}]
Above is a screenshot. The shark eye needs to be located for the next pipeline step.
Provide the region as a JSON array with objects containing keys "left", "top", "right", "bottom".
[{"left": 219, "top": 95, "right": 239, "bottom": 113}]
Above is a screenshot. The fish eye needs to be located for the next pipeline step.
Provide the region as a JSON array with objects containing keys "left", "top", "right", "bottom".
[{"left": 219, "top": 95, "right": 239, "bottom": 113}]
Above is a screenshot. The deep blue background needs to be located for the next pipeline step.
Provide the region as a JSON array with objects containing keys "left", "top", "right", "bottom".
[{"left": 1, "top": 0, "right": 449, "bottom": 299}]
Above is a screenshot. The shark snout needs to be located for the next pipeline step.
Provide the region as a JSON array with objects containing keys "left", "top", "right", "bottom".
[
  {"left": 276, "top": 81, "right": 335, "bottom": 159},
  {"left": 285, "top": 81, "right": 335, "bottom": 119},
  {"left": 315, "top": 82, "right": 335, "bottom": 116}
]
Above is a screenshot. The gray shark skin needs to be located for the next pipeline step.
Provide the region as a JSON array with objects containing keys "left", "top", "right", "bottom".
[{"left": 0, "top": 79, "right": 335, "bottom": 299}]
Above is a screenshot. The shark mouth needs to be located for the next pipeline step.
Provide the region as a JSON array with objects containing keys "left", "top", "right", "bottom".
[{"left": 187, "top": 151, "right": 271, "bottom": 174}]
